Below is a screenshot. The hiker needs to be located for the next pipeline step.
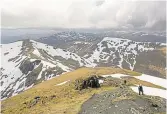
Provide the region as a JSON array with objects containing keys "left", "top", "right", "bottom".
[
  {"left": 124, "top": 80, "right": 127, "bottom": 85},
  {"left": 138, "top": 84, "right": 144, "bottom": 95}
]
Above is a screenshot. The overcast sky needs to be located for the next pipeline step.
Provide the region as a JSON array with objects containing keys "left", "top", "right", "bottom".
[{"left": 1, "top": 0, "right": 166, "bottom": 30}]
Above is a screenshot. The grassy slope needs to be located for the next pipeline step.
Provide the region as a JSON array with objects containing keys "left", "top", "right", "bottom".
[
  {"left": 134, "top": 46, "right": 166, "bottom": 78},
  {"left": 1, "top": 67, "right": 163, "bottom": 114},
  {"left": 155, "top": 47, "right": 166, "bottom": 76},
  {"left": 159, "top": 47, "right": 166, "bottom": 55}
]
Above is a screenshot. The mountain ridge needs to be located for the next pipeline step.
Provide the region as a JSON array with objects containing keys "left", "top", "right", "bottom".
[{"left": 0, "top": 37, "right": 166, "bottom": 99}]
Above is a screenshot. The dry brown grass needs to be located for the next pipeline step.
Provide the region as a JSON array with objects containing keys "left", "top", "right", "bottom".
[
  {"left": 0, "top": 67, "right": 146, "bottom": 114},
  {"left": 149, "top": 65, "right": 166, "bottom": 76},
  {"left": 158, "top": 47, "right": 166, "bottom": 55}
]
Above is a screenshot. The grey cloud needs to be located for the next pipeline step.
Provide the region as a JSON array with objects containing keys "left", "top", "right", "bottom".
[
  {"left": 95, "top": 0, "right": 105, "bottom": 6},
  {"left": 1, "top": 0, "right": 166, "bottom": 30},
  {"left": 126, "top": 1, "right": 166, "bottom": 30}
]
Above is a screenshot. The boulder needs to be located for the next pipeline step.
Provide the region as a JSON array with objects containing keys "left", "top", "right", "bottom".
[{"left": 75, "top": 75, "right": 100, "bottom": 90}]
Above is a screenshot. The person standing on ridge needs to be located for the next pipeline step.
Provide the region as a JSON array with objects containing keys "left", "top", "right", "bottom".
[
  {"left": 124, "top": 80, "right": 127, "bottom": 85},
  {"left": 138, "top": 84, "right": 144, "bottom": 95}
]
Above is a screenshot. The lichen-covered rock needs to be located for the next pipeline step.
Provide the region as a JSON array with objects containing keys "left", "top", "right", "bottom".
[{"left": 102, "top": 77, "right": 123, "bottom": 87}]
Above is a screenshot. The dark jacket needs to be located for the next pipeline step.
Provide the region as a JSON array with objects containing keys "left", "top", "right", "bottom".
[{"left": 138, "top": 86, "right": 143, "bottom": 91}]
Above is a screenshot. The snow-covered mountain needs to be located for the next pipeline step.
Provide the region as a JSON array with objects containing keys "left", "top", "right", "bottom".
[
  {"left": 38, "top": 30, "right": 166, "bottom": 46},
  {"left": 0, "top": 37, "right": 166, "bottom": 99},
  {"left": 86, "top": 37, "right": 164, "bottom": 70},
  {"left": 0, "top": 39, "right": 95, "bottom": 99}
]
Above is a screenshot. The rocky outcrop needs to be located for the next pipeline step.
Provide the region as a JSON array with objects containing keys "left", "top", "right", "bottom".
[
  {"left": 22, "top": 95, "right": 56, "bottom": 108},
  {"left": 102, "top": 77, "right": 123, "bottom": 87},
  {"left": 75, "top": 75, "right": 100, "bottom": 90},
  {"left": 25, "top": 64, "right": 43, "bottom": 87},
  {"left": 19, "top": 60, "right": 41, "bottom": 74}
]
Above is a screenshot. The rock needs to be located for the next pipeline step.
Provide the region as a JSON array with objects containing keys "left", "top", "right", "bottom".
[
  {"left": 115, "top": 105, "right": 118, "bottom": 108},
  {"left": 75, "top": 75, "right": 100, "bottom": 90},
  {"left": 25, "top": 95, "right": 56, "bottom": 108},
  {"left": 19, "top": 60, "right": 41, "bottom": 74},
  {"left": 34, "top": 96, "right": 40, "bottom": 100},
  {"left": 50, "top": 95, "right": 56, "bottom": 98},
  {"left": 4, "top": 52, "right": 9, "bottom": 56},
  {"left": 103, "top": 77, "right": 122, "bottom": 87},
  {"left": 151, "top": 103, "right": 158, "bottom": 107},
  {"left": 50, "top": 95, "right": 56, "bottom": 100}
]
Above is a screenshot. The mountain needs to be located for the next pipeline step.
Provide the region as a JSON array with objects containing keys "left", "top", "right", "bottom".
[
  {"left": 86, "top": 37, "right": 166, "bottom": 77},
  {"left": 38, "top": 32, "right": 166, "bottom": 76},
  {"left": 37, "top": 30, "right": 166, "bottom": 46},
  {"left": 0, "top": 39, "right": 95, "bottom": 100},
  {"left": 0, "top": 36, "right": 166, "bottom": 100}
]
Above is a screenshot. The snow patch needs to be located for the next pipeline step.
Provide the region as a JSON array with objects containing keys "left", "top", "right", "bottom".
[
  {"left": 56, "top": 80, "right": 70, "bottom": 86},
  {"left": 134, "top": 74, "right": 167, "bottom": 88},
  {"left": 131, "top": 86, "right": 167, "bottom": 99},
  {"left": 99, "top": 79, "right": 104, "bottom": 84},
  {"left": 101, "top": 73, "right": 129, "bottom": 79},
  {"left": 130, "top": 74, "right": 167, "bottom": 99}
]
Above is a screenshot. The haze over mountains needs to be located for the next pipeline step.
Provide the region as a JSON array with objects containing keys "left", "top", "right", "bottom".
[{"left": 1, "top": 28, "right": 166, "bottom": 44}]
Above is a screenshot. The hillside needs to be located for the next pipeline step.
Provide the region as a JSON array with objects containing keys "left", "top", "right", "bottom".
[
  {"left": 1, "top": 67, "right": 166, "bottom": 114},
  {"left": 0, "top": 37, "right": 166, "bottom": 99},
  {"left": 39, "top": 32, "right": 166, "bottom": 76},
  {"left": 0, "top": 39, "right": 95, "bottom": 100}
]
